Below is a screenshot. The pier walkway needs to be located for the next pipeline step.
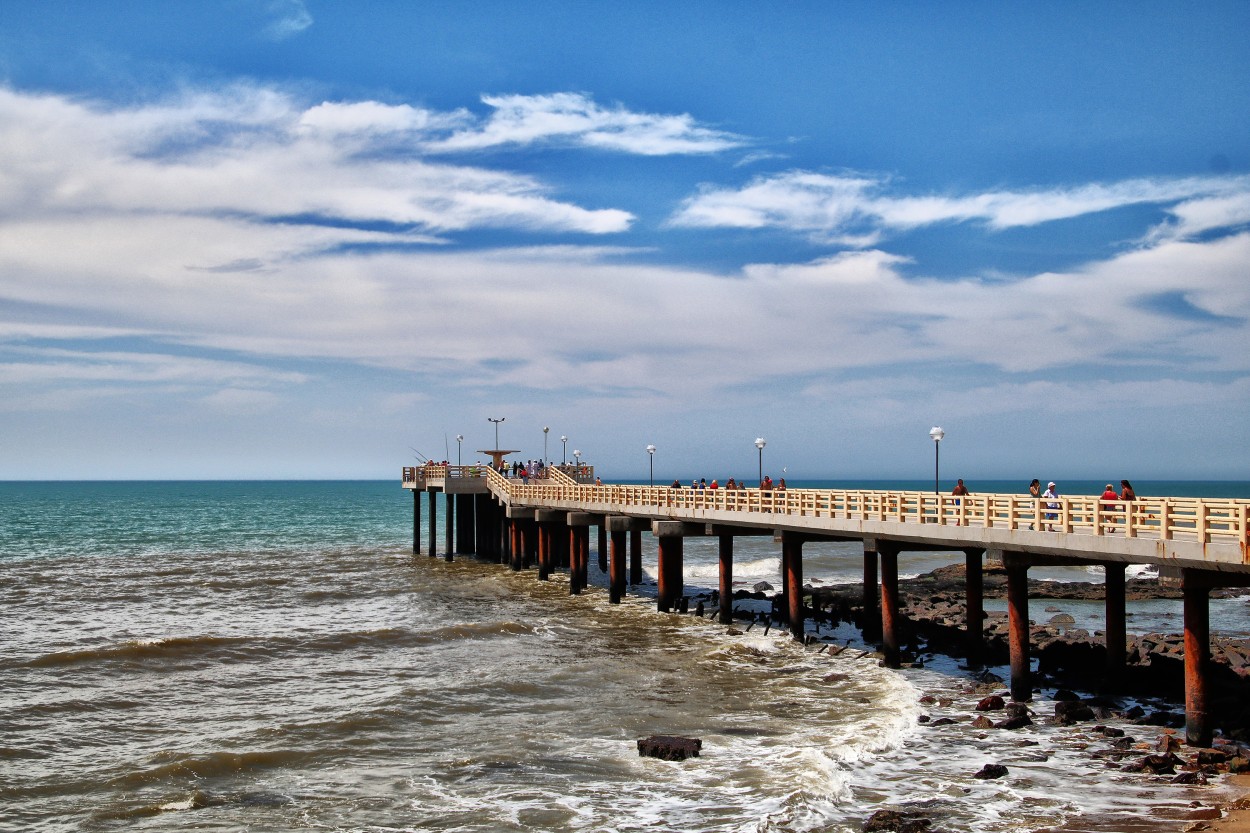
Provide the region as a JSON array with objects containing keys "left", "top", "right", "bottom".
[{"left": 403, "top": 464, "right": 1250, "bottom": 747}]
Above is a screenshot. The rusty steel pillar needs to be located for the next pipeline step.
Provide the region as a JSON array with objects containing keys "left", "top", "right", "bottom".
[
  {"left": 718, "top": 534, "right": 734, "bottom": 624},
  {"left": 782, "top": 532, "right": 805, "bottom": 641},
  {"left": 524, "top": 519, "right": 539, "bottom": 568},
  {"left": 444, "top": 491, "right": 455, "bottom": 561},
  {"left": 535, "top": 510, "right": 562, "bottom": 581},
  {"left": 1104, "top": 562, "right": 1127, "bottom": 688},
  {"left": 880, "top": 547, "right": 901, "bottom": 667},
  {"left": 1182, "top": 570, "right": 1212, "bottom": 747},
  {"left": 654, "top": 521, "right": 686, "bottom": 613},
  {"left": 567, "top": 526, "right": 583, "bottom": 593},
  {"left": 1005, "top": 552, "right": 1032, "bottom": 701},
  {"left": 609, "top": 529, "right": 627, "bottom": 603},
  {"left": 964, "top": 548, "right": 985, "bottom": 664},
  {"left": 509, "top": 519, "right": 522, "bottom": 571},
  {"left": 862, "top": 548, "right": 881, "bottom": 641},
  {"left": 598, "top": 524, "right": 608, "bottom": 573},
  {"left": 567, "top": 513, "right": 595, "bottom": 595},
  {"left": 412, "top": 489, "right": 422, "bottom": 555},
  {"left": 498, "top": 506, "right": 509, "bottom": 565},
  {"left": 629, "top": 529, "right": 643, "bottom": 586},
  {"left": 427, "top": 488, "right": 438, "bottom": 558}
]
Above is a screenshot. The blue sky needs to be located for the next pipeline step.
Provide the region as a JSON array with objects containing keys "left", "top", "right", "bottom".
[{"left": 1, "top": 2, "right": 1248, "bottom": 481}]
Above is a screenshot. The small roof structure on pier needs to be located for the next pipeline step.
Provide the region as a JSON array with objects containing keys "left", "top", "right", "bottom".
[{"left": 477, "top": 449, "right": 520, "bottom": 469}]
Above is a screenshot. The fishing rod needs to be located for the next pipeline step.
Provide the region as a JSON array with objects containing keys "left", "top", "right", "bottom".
[{"left": 409, "top": 446, "right": 430, "bottom": 463}]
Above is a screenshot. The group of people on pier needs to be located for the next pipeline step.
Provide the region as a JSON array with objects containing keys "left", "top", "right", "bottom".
[{"left": 669, "top": 476, "right": 788, "bottom": 491}]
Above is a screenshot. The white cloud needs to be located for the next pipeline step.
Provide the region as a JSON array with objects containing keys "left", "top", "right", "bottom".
[
  {"left": 263, "top": 0, "right": 313, "bottom": 41},
  {"left": 428, "top": 93, "right": 748, "bottom": 155},
  {"left": 0, "top": 86, "right": 633, "bottom": 235},
  {"left": 670, "top": 170, "right": 1250, "bottom": 244}
]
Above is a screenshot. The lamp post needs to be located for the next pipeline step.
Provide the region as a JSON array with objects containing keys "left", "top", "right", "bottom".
[
  {"left": 560, "top": 435, "right": 568, "bottom": 465},
  {"left": 455, "top": 434, "right": 463, "bottom": 466},
  {"left": 754, "top": 437, "right": 766, "bottom": 485},
  {"left": 488, "top": 417, "right": 505, "bottom": 450},
  {"left": 543, "top": 426, "right": 549, "bottom": 464},
  {"left": 646, "top": 444, "right": 656, "bottom": 487},
  {"left": 929, "top": 426, "right": 944, "bottom": 494},
  {"left": 573, "top": 449, "right": 582, "bottom": 472}
]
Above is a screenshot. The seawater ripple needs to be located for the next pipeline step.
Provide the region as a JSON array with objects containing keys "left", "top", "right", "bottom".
[{"left": 0, "top": 481, "right": 1243, "bottom": 832}]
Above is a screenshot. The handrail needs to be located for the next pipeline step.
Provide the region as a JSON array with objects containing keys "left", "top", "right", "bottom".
[
  {"left": 407, "top": 467, "right": 1249, "bottom": 548},
  {"left": 487, "top": 481, "right": 1249, "bottom": 548}
]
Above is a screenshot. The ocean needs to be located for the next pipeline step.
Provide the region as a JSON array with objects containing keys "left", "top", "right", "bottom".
[{"left": 2, "top": 479, "right": 1247, "bottom": 832}]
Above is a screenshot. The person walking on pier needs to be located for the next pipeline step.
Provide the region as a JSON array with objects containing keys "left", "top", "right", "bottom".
[{"left": 1043, "top": 481, "right": 1060, "bottom": 531}]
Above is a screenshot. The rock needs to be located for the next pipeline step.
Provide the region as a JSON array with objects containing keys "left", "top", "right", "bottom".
[
  {"left": 863, "top": 809, "right": 933, "bottom": 833},
  {"left": 1197, "top": 749, "right": 1228, "bottom": 766},
  {"left": 726, "top": 627, "right": 744, "bottom": 636},
  {"left": 1055, "top": 700, "right": 1095, "bottom": 724},
  {"left": 753, "top": 581, "right": 774, "bottom": 593},
  {"left": 994, "top": 715, "right": 1033, "bottom": 730},
  {"left": 1171, "top": 771, "right": 1209, "bottom": 785},
  {"left": 1157, "top": 734, "right": 1181, "bottom": 755},
  {"left": 636, "top": 735, "right": 702, "bottom": 761},
  {"left": 1054, "top": 689, "right": 1080, "bottom": 702},
  {"left": 1140, "top": 754, "right": 1179, "bottom": 775},
  {"left": 971, "top": 715, "right": 994, "bottom": 729},
  {"left": 1048, "top": 613, "right": 1076, "bottom": 626},
  {"left": 973, "top": 763, "right": 1009, "bottom": 779},
  {"left": 928, "top": 717, "right": 957, "bottom": 727},
  {"left": 976, "top": 695, "right": 1005, "bottom": 711}
]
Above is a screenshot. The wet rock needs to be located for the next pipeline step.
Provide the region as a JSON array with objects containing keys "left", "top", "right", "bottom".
[
  {"left": 636, "top": 735, "right": 702, "bottom": 761},
  {"left": 753, "top": 581, "right": 774, "bottom": 593},
  {"left": 726, "top": 627, "right": 744, "bottom": 636},
  {"left": 971, "top": 715, "right": 994, "bottom": 729},
  {"left": 1171, "top": 771, "right": 1208, "bottom": 785},
  {"left": 1054, "top": 689, "right": 1080, "bottom": 702},
  {"left": 973, "top": 763, "right": 1009, "bottom": 779},
  {"left": 976, "top": 695, "right": 1005, "bottom": 711},
  {"left": 1196, "top": 749, "right": 1228, "bottom": 766},
  {"left": 863, "top": 809, "right": 933, "bottom": 832},
  {"left": 994, "top": 715, "right": 1033, "bottom": 730},
  {"left": 1139, "top": 754, "right": 1180, "bottom": 775},
  {"left": 928, "top": 717, "right": 958, "bottom": 727},
  {"left": 1156, "top": 734, "right": 1182, "bottom": 755},
  {"left": 1055, "top": 700, "right": 1095, "bottom": 725}
]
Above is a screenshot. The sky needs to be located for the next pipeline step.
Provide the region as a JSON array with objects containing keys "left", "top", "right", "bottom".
[{"left": 1, "top": 1, "right": 1248, "bottom": 482}]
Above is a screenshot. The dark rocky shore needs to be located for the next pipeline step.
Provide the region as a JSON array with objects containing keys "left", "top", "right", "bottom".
[{"left": 720, "top": 562, "right": 1250, "bottom": 740}]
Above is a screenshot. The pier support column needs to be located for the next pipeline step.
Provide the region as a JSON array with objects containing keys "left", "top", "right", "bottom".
[
  {"left": 535, "top": 510, "right": 563, "bottom": 581},
  {"left": 1105, "top": 562, "right": 1127, "bottom": 688},
  {"left": 862, "top": 547, "right": 881, "bottom": 641},
  {"left": 718, "top": 534, "right": 734, "bottom": 625},
  {"left": 964, "top": 548, "right": 985, "bottom": 664},
  {"left": 609, "top": 528, "right": 626, "bottom": 603},
  {"left": 1182, "top": 569, "right": 1212, "bottom": 747},
  {"left": 781, "top": 532, "right": 805, "bottom": 641},
  {"left": 456, "top": 494, "right": 475, "bottom": 554},
  {"left": 598, "top": 523, "right": 609, "bottom": 574},
  {"left": 506, "top": 508, "right": 535, "bottom": 572},
  {"left": 629, "top": 529, "right": 643, "bottom": 586},
  {"left": 523, "top": 518, "right": 538, "bottom": 568},
  {"left": 509, "top": 519, "right": 521, "bottom": 571},
  {"left": 427, "top": 488, "right": 439, "bottom": 558},
  {"left": 444, "top": 492, "right": 455, "bottom": 561},
  {"left": 567, "top": 513, "right": 595, "bottom": 594},
  {"left": 880, "top": 545, "right": 901, "bottom": 667},
  {"left": 1004, "top": 552, "right": 1032, "bottom": 702},
  {"left": 412, "top": 490, "right": 422, "bottom": 555},
  {"left": 653, "top": 521, "right": 686, "bottom": 613}
]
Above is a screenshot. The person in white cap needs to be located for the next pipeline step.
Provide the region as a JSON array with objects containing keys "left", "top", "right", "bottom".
[{"left": 1042, "top": 481, "right": 1060, "bottom": 531}]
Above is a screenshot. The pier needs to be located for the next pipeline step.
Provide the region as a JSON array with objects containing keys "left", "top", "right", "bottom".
[{"left": 403, "top": 463, "right": 1250, "bottom": 747}]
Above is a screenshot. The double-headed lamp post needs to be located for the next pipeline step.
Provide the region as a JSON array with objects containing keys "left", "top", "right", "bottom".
[
  {"left": 754, "top": 437, "right": 766, "bottom": 485},
  {"left": 543, "top": 426, "right": 549, "bottom": 464},
  {"left": 560, "top": 435, "right": 568, "bottom": 465},
  {"left": 646, "top": 444, "right": 656, "bottom": 487},
  {"left": 455, "top": 434, "right": 463, "bottom": 466},
  {"left": 929, "top": 426, "right": 945, "bottom": 494},
  {"left": 488, "top": 416, "right": 505, "bottom": 450}
]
